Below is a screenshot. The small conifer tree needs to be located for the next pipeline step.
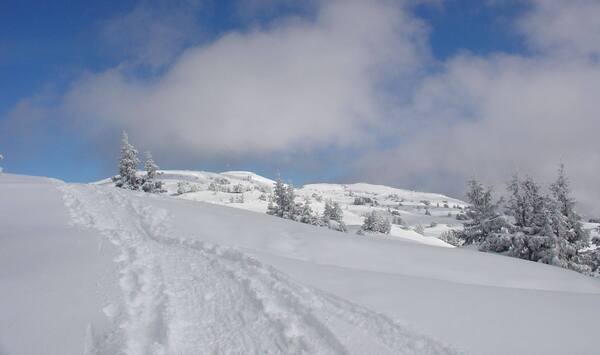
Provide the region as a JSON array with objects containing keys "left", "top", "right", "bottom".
[{"left": 113, "top": 132, "right": 140, "bottom": 190}]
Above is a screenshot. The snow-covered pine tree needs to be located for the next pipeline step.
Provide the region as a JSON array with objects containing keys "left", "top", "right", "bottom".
[
  {"left": 531, "top": 200, "right": 566, "bottom": 266},
  {"left": 547, "top": 164, "right": 590, "bottom": 271},
  {"left": 488, "top": 166, "right": 591, "bottom": 272},
  {"left": 266, "top": 175, "right": 297, "bottom": 220},
  {"left": 359, "top": 211, "right": 391, "bottom": 235},
  {"left": 492, "top": 174, "right": 551, "bottom": 260},
  {"left": 322, "top": 199, "right": 347, "bottom": 232},
  {"left": 322, "top": 199, "right": 343, "bottom": 222},
  {"left": 456, "top": 179, "right": 510, "bottom": 245},
  {"left": 298, "top": 199, "right": 321, "bottom": 226},
  {"left": 113, "top": 132, "right": 141, "bottom": 190},
  {"left": 141, "top": 152, "right": 164, "bottom": 193},
  {"left": 506, "top": 174, "right": 526, "bottom": 228},
  {"left": 519, "top": 176, "right": 547, "bottom": 230},
  {"left": 580, "top": 234, "right": 600, "bottom": 276},
  {"left": 145, "top": 152, "right": 158, "bottom": 180}
]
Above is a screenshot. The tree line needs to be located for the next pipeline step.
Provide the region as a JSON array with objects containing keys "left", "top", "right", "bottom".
[
  {"left": 266, "top": 176, "right": 348, "bottom": 232},
  {"left": 453, "top": 164, "right": 600, "bottom": 276},
  {"left": 267, "top": 175, "right": 391, "bottom": 235}
]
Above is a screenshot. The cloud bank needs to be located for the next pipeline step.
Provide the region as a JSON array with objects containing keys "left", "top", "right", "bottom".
[{"left": 63, "top": 0, "right": 429, "bottom": 159}]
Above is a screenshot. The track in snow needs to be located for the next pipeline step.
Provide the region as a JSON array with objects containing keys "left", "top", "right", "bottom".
[{"left": 61, "top": 184, "right": 457, "bottom": 355}]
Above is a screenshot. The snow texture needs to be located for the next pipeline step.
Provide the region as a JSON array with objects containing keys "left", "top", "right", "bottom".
[
  {"left": 3, "top": 173, "right": 600, "bottom": 355},
  {"left": 58, "top": 182, "right": 455, "bottom": 355}
]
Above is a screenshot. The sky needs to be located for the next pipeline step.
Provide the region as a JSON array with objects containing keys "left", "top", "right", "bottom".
[{"left": 1, "top": 0, "right": 600, "bottom": 213}]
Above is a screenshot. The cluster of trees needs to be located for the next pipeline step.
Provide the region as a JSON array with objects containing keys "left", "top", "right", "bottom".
[
  {"left": 353, "top": 196, "right": 378, "bottom": 206},
  {"left": 113, "top": 132, "right": 164, "bottom": 193},
  {"left": 267, "top": 176, "right": 347, "bottom": 232},
  {"left": 176, "top": 181, "right": 200, "bottom": 195},
  {"left": 358, "top": 211, "right": 391, "bottom": 235},
  {"left": 455, "top": 164, "right": 600, "bottom": 275},
  {"left": 268, "top": 176, "right": 397, "bottom": 235}
]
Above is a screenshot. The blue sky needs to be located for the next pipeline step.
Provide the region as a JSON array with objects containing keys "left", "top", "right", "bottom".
[{"left": 2, "top": 0, "right": 600, "bottom": 211}]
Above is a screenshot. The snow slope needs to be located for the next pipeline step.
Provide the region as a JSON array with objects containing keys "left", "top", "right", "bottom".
[
  {"left": 97, "top": 170, "right": 468, "bottom": 247},
  {"left": 1, "top": 175, "right": 455, "bottom": 355},
  {"left": 3, "top": 174, "right": 600, "bottom": 354},
  {"left": 0, "top": 174, "right": 121, "bottom": 355}
]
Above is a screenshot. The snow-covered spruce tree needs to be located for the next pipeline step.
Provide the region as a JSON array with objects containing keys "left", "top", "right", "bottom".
[
  {"left": 456, "top": 179, "right": 510, "bottom": 246},
  {"left": 266, "top": 176, "right": 297, "bottom": 220},
  {"left": 546, "top": 164, "right": 590, "bottom": 271},
  {"left": 480, "top": 167, "right": 592, "bottom": 274},
  {"left": 513, "top": 177, "right": 560, "bottom": 263},
  {"left": 144, "top": 152, "right": 158, "bottom": 180},
  {"left": 113, "top": 132, "right": 141, "bottom": 190},
  {"left": 580, "top": 236, "right": 600, "bottom": 276},
  {"left": 298, "top": 199, "right": 322, "bottom": 226},
  {"left": 486, "top": 174, "right": 551, "bottom": 260},
  {"left": 533, "top": 199, "right": 571, "bottom": 267},
  {"left": 177, "top": 181, "right": 191, "bottom": 195},
  {"left": 359, "top": 211, "right": 391, "bottom": 235},
  {"left": 141, "top": 152, "right": 164, "bottom": 193},
  {"left": 506, "top": 174, "right": 546, "bottom": 231},
  {"left": 322, "top": 199, "right": 347, "bottom": 232}
]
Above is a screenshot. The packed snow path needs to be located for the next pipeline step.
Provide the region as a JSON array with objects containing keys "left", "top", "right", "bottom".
[{"left": 61, "top": 184, "right": 456, "bottom": 355}]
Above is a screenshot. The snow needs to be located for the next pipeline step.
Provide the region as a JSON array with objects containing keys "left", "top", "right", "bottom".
[
  {"left": 60, "top": 179, "right": 456, "bottom": 354},
  {"left": 220, "top": 170, "right": 277, "bottom": 186},
  {"left": 3, "top": 173, "right": 600, "bottom": 354},
  {"left": 0, "top": 174, "right": 121, "bottom": 355},
  {"left": 96, "top": 170, "right": 468, "bottom": 247}
]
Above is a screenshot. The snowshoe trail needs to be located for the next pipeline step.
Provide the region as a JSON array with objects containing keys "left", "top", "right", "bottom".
[{"left": 60, "top": 184, "right": 457, "bottom": 355}]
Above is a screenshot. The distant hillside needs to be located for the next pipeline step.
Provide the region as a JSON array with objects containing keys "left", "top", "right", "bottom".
[{"left": 98, "top": 170, "right": 469, "bottom": 247}]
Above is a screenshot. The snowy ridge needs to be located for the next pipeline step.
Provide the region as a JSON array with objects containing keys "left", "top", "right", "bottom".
[{"left": 60, "top": 184, "right": 457, "bottom": 355}]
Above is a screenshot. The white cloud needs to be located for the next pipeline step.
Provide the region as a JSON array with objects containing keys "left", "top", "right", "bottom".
[
  {"left": 520, "top": 0, "right": 600, "bottom": 59},
  {"left": 64, "top": 0, "right": 429, "bottom": 159}
]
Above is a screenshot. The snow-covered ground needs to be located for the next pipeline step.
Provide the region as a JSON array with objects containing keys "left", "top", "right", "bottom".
[
  {"left": 3, "top": 173, "right": 600, "bottom": 354},
  {"left": 98, "top": 170, "right": 468, "bottom": 247}
]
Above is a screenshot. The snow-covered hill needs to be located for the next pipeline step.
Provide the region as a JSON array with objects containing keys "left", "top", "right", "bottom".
[
  {"left": 98, "top": 170, "right": 468, "bottom": 247},
  {"left": 3, "top": 173, "right": 600, "bottom": 354}
]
